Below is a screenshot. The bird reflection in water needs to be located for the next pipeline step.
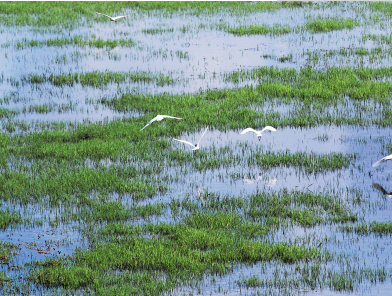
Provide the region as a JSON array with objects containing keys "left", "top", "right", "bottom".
[
  {"left": 243, "top": 173, "right": 277, "bottom": 187},
  {"left": 373, "top": 182, "right": 392, "bottom": 198}
]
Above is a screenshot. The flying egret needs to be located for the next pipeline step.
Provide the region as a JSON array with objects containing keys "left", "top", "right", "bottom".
[
  {"left": 140, "top": 115, "right": 182, "bottom": 131},
  {"left": 95, "top": 12, "right": 127, "bottom": 22},
  {"left": 372, "top": 154, "right": 392, "bottom": 167},
  {"left": 373, "top": 182, "right": 392, "bottom": 198},
  {"left": 173, "top": 126, "right": 209, "bottom": 151},
  {"left": 241, "top": 126, "right": 277, "bottom": 141}
]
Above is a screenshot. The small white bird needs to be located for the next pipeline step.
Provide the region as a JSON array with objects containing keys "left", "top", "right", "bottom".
[
  {"left": 173, "top": 126, "right": 209, "bottom": 151},
  {"left": 240, "top": 126, "right": 277, "bottom": 140},
  {"left": 95, "top": 12, "right": 127, "bottom": 22},
  {"left": 140, "top": 115, "right": 182, "bottom": 131},
  {"left": 372, "top": 154, "right": 392, "bottom": 167}
]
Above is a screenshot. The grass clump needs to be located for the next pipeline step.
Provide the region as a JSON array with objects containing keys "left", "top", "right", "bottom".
[
  {"left": 0, "top": 241, "right": 18, "bottom": 264},
  {"left": 0, "top": 165, "right": 164, "bottom": 204},
  {"left": 16, "top": 36, "right": 135, "bottom": 50},
  {"left": 339, "top": 221, "right": 392, "bottom": 236},
  {"left": 236, "top": 275, "right": 262, "bottom": 288},
  {"left": 80, "top": 201, "right": 167, "bottom": 223},
  {"left": 249, "top": 151, "right": 354, "bottom": 173},
  {"left": 225, "top": 66, "right": 392, "bottom": 104},
  {"left": 0, "top": 271, "right": 11, "bottom": 284},
  {"left": 0, "top": 108, "right": 20, "bottom": 119},
  {"left": 306, "top": 17, "right": 355, "bottom": 33},
  {"left": 22, "top": 71, "right": 174, "bottom": 87},
  {"left": 278, "top": 54, "right": 293, "bottom": 63},
  {"left": 142, "top": 28, "right": 174, "bottom": 34},
  {"left": 226, "top": 24, "right": 291, "bottom": 36},
  {"left": 246, "top": 190, "right": 356, "bottom": 227},
  {"left": 33, "top": 211, "right": 323, "bottom": 293},
  {"left": 0, "top": 209, "right": 23, "bottom": 229}
]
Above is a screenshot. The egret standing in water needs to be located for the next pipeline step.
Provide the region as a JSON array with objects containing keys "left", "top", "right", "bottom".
[
  {"left": 140, "top": 115, "right": 182, "bottom": 131},
  {"left": 95, "top": 12, "right": 127, "bottom": 22},
  {"left": 173, "top": 126, "right": 209, "bottom": 151},
  {"left": 240, "top": 126, "right": 277, "bottom": 141},
  {"left": 372, "top": 154, "right": 392, "bottom": 167}
]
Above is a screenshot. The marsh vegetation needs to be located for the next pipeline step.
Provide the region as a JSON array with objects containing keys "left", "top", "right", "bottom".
[{"left": 1, "top": 1, "right": 392, "bottom": 296}]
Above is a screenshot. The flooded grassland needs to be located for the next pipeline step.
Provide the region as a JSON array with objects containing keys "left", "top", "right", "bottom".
[{"left": 1, "top": 1, "right": 392, "bottom": 295}]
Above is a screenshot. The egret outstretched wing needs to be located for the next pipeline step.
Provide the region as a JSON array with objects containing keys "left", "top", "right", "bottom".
[
  {"left": 140, "top": 115, "right": 182, "bottom": 131},
  {"left": 261, "top": 126, "right": 277, "bottom": 133},
  {"left": 112, "top": 15, "right": 127, "bottom": 20},
  {"left": 173, "top": 139, "right": 195, "bottom": 147},
  {"left": 140, "top": 118, "right": 156, "bottom": 131},
  {"left": 159, "top": 115, "right": 182, "bottom": 120},
  {"left": 241, "top": 128, "right": 259, "bottom": 135},
  {"left": 197, "top": 126, "right": 209, "bottom": 145},
  {"left": 96, "top": 12, "right": 127, "bottom": 21},
  {"left": 372, "top": 154, "right": 392, "bottom": 167},
  {"left": 95, "top": 12, "right": 112, "bottom": 18}
]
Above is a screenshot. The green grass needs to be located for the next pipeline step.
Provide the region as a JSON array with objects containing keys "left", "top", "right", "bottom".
[
  {"left": 0, "top": 271, "right": 11, "bottom": 285},
  {"left": 22, "top": 71, "right": 175, "bottom": 87},
  {"left": 142, "top": 28, "right": 174, "bottom": 34},
  {"left": 0, "top": 241, "right": 18, "bottom": 264},
  {"left": 0, "top": 108, "right": 20, "bottom": 119},
  {"left": 0, "top": 1, "right": 312, "bottom": 28},
  {"left": 225, "top": 24, "right": 291, "bottom": 36},
  {"left": 0, "top": 2, "right": 390, "bottom": 295},
  {"left": 22, "top": 103, "right": 76, "bottom": 114},
  {"left": 0, "top": 209, "right": 23, "bottom": 229},
  {"left": 32, "top": 211, "right": 324, "bottom": 292},
  {"left": 28, "top": 188, "right": 358, "bottom": 294},
  {"left": 339, "top": 222, "right": 392, "bottom": 236},
  {"left": 370, "top": 2, "right": 392, "bottom": 16},
  {"left": 246, "top": 190, "right": 356, "bottom": 227},
  {"left": 278, "top": 54, "right": 293, "bottom": 63},
  {"left": 16, "top": 36, "right": 135, "bottom": 50},
  {"left": 249, "top": 151, "right": 354, "bottom": 173},
  {"left": 306, "top": 17, "right": 355, "bottom": 33},
  {"left": 224, "top": 66, "right": 392, "bottom": 104},
  {"left": 0, "top": 164, "right": 165, "bottom": 205}
]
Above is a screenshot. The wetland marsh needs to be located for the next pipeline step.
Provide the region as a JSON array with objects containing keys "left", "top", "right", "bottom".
[{"left": 1, "top": 1, "right": 392, "bottom": 295}]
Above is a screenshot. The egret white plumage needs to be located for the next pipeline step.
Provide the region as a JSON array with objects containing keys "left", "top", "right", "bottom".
[
  {"left": 173, "top": 126, "right": 209, "bottom": 151},
  {"left": 240, "top": 126, "right": 277, "bottom": 140},
  {"left": 95, "top": 12, "right": 127, "bottom": 22},
  {"left": 140, "top": 115, "right": 182, "bottom": 131},
  {"left": 372, "top": 154, "right": 392, "bottom": 167}
]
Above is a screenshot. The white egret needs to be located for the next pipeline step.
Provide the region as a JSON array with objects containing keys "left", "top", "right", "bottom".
[
  {"left": 173, "top": 126, "right": 209, "bottom": 151},
  {"left": 372, "top": 154, "right": 392, "bottom": 167},
  {"left": 196, "top": 186, "right": 204, "bottom": 201},
  {"left": 95, "top": 12, "right": 127, "bottom": 22},
  {"left": 241, "top": 126, "right": 276, "bottom": 140},
  {"left": 140, "top": 115, "right": 182, "bottom": 131}
]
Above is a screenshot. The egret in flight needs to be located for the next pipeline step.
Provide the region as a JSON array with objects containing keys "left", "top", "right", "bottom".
[
  {"left": 173, "top": 126, "right": 209, "bottom": 151},
  {"left": 241, "top": 126, "right": 276, "bottom": 140},
  {"left": 95, "top": 12, "right": 127, "bottom": 22},
  {"left": 372, "top": 154, "right": 392, "bottom": 167},
  {"left": 140, "top": 115, "right": 182, "bottom": 131}
]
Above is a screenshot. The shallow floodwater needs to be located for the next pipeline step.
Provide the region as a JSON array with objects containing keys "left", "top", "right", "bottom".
[{"left": 1, "top": 2, "right": 392, "bottom": 295}]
